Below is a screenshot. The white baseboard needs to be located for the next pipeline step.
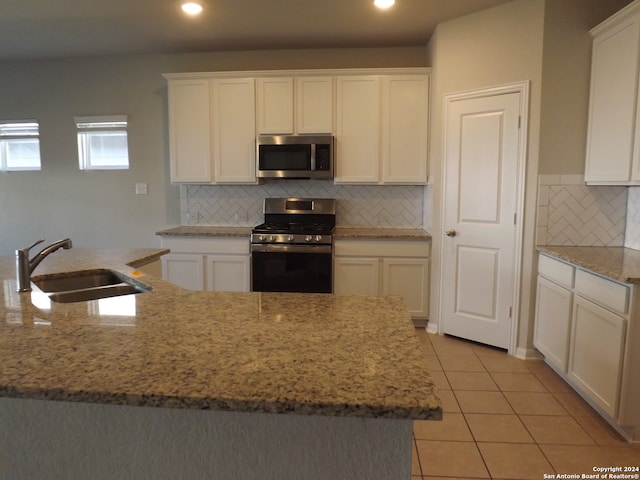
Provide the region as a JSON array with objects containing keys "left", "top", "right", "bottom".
[
  {"left": 426, "top": 322, "right": 438, "bottom": 335},
  {"left": 515, "top": 347, "right": 543, "bottom": 360}
]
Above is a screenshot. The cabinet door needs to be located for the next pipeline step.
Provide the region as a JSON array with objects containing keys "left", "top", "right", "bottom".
[
  {"left": 586, "top": 14, "right": 640, "bottom": 183},
  {"left": 168, "top": 79, "right": 212, "bottom": 183},
  {"left": 381, "top": 75, "right": 429, "bottom": 184},
  {"left": 296, "top": 76, "right": 333, "bottom": 134},
  {"left": 161, "top": 253, "right": 204, "bottom": 291},
  {"left": 256, "top": 77, "right": 294, "bottom": 134},
  {"left": 335, "top": 76, "right": 380, "bottom": 183},
  {"left": 381, "top": 258, "right": 429, "bottom": 319},
  {"left": 211, "top": 78, "right": 257, "bottom": 184},
  {"left": 534, "top": 276, "right": 573, "bottom": 372},
  {"left": 568, "top": 296, "right": 626, "bottom": 418},
  {"left": 205, "top": 255, "right": 250, "bottom": 292},
  {"left": 334, "top": 257, "right": 380, "bottom": 295}
]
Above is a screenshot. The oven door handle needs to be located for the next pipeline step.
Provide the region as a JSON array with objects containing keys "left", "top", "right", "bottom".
[{"left": 251, "top": 244, "right": 332, "bottom": 254}]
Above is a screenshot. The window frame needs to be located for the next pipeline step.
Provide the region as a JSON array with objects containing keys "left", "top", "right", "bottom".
[
  {"left": 75, "top": 115, "right": 130, "bottom": 171},
  {"left": 0, "top": 119, "right": 42, "bottom": 172}
]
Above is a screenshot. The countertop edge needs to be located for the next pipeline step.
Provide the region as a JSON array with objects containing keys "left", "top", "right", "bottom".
[
  {"left": 127, "top": 249, "right": 170, "bottom": 268},
  {"left": 536, "top": 245, "right": 640, "bottom": 284},
  {"left": 156, "top": 225, "right": 431, "bottom": 240},
  {"left": 0, "top": 386, "right": 442, "bottom": 420}
]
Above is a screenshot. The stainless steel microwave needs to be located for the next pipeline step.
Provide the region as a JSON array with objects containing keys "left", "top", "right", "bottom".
[{"left": 256, "top": 135, "right": 334, "bottom": 179}]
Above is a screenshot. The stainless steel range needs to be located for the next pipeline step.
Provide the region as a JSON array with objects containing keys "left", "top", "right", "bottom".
[{"left": 251, "top": 198, "right": 336, "bottom": 293}]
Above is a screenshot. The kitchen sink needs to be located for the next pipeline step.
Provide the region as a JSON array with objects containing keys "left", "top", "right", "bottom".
[
  {"left": 32, "top": 269, "right": 150, "bottom": 303},
  {"left": 34, "top": 269, "right": 125, "bottom": 293},
  {"left": 48, "top": 284, "right": 147, "bottom": 303}
]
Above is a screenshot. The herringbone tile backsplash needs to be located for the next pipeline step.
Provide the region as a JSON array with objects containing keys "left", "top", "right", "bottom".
[
  {"left": 625, "top": 187, "right": 640, "bottom": 249},
  {"left": 537, "top": 175, "right": 627, "bottom": 246},
  {"left": 181, "top": 180, "right": 425, "bottom": 229}
]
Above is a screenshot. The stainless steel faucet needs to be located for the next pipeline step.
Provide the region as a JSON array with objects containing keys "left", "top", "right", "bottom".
[{"left": 16, "top": 238, "right": 73, "bottom": 292}]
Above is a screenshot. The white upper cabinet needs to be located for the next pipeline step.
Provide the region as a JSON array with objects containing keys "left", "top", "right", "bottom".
[
  {"left": 335, "top": 75, "right": 381, "bottom": 183},
  {"left": 168, "top": 79, "right": 213, "bottom": 183},
  {"left": 585, "top": 1, "right": 640, "bottom": 184},
  {"left": 166, "top": 76, "right": 257, "bottom": 184},
  {"left": 210, "top": 78, "right": 258, "bottom": 184},
  {"left": 381, "top": 75, "right": 429, "bottom": 184},
  {"left": 256, "top": 77, "right": 295, "bottom": 134},
  {"left": 165, "top": 68, "right": 429, "bottom": 185},
  {"left": 296, "top": 76, "right": 334, "bottom": 134},
  {"left": 335, "top": 73, "right": 429, "bottom": 185},
  {"left": 256, "top": 76, "right": 333, "bottom": 134}
]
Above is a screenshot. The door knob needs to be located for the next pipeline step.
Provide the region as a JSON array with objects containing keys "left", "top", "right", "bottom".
[{"left": 445, "top": 229, "right": 457, "bottom": 237}]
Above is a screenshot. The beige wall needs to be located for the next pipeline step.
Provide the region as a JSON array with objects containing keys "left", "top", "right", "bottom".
[
  {"left": 427, "top": 0, "right": 631, "bottom": 354},
  {"left": 0, "top": 47, "right": 427, "bottom": 256},
  {"left": 427, "top": 0, "right": 545, "bottom": 355},
  {"left": 538, "top": 0, "right": 632, "bottom": 175}
]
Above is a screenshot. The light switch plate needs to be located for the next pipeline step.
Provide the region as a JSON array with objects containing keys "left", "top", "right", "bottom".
[{"left": 135, "top": 183, "right": 148, "bottom": 195}]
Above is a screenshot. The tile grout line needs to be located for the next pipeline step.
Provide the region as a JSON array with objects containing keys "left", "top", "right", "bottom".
[{"left": 419, "top": 329, "right": 639, "bottom": 478}]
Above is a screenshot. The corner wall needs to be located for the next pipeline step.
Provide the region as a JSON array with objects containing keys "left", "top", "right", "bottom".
[
  {"left": 428, "top": 0, "right": 632, "bottom": 355},
  {"left": 427, "top": 0, "right": 546, "bottom": 355}
]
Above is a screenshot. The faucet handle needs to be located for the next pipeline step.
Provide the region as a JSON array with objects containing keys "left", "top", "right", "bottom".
[{"left": 19, "top": 239, "right": 44, "bottom": 254}]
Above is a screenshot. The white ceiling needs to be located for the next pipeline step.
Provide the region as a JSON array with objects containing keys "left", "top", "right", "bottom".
[{"left": 0, "top": 0, "right": 513, "bottom": 61}]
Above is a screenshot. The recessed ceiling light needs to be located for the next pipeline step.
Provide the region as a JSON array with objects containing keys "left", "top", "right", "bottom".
[
  {"left": 181, "top": 1, "right": 204, "bottom": 15},
  {"left": 374, "top": 0, "right": 395, "bottom": 9}
]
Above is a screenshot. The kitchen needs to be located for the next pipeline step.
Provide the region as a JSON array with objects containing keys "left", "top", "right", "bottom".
[
  {"left": 0, "top": 0, "right": 629, "bottom": 351},
  {"left": 2, "top": 0, "right": 640, "bottom": 477}
]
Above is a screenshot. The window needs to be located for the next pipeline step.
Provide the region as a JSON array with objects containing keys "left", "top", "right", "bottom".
[
  {"left": 0, "top": 120, "right": 41, "bottom": 171},
  {"left": 76, "top": 115, "right": 129, "bottom": 170}
]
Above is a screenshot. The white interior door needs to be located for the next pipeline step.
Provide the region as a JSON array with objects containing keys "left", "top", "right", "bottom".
[{"left": 441, "top": 89, "right": 524, "bottom": 350}]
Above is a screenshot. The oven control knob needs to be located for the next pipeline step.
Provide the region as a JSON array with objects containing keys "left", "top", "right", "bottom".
[
  {"left": 268, "top": 235, "right": 275, "bottom": 242},
  {"left": 305, "top": 235, "right": 312, "bottom": 242},
  {"left": 287, "top": 235, "right": 294, "bottom": 242},
  {"left": 257, "top": 234, "right": 265, "bottom": 242},
  {"left": 314, "top": 235, "right": 322, "bottom": 242}
]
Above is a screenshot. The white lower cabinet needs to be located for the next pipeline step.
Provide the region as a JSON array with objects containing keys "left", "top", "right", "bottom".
[
  {"left": 334, "top": 239, "right": 430, "bottom": 319},
  {"left": 160, "top": 237, "right": 250, "bottom": 292},
  {"left": 534, "top": 253, "right": 640, "bottom": 441},
  {"left": 162, "top": 253, "right": 206, "bottom": 291},
  {"left": 533, "top": 276, "right": 572, "bottom": 372},
  {"left": 205, "top": 255, "right": 250, "bottom": 292},
  {"left": 568, "top": 295, "right": 626, "bottom": 418},
  {"left": 334, "top": 257, "right": 380, "bottom": 295}
]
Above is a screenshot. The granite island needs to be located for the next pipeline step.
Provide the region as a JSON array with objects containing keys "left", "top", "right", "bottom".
[{"left": 0, "top": 248, "right": 440, "bottom": 479}]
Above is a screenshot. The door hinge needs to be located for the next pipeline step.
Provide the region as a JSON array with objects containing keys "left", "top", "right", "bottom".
[
  {"left": 514, "top": 212, "right": 517, "bottom": 225},
  {"left": 518, "top": 116, "right": 521, "bottom": 129},
  {"left": 509, "top": 306, "right": 513, "bottom": 318}
]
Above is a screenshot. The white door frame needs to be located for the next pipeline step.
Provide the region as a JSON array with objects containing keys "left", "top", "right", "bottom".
[{"left": 436, "top": 81, "right": 529, "bottom": 355}]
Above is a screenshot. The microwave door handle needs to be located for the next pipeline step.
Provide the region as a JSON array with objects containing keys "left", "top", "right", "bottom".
[{"left": 310, "top": 143, "right": 316, "bottom": 171}]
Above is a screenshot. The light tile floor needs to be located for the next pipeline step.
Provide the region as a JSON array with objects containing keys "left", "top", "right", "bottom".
[{"left": 411, "top": 329, "right": 640, "bottom": 479}]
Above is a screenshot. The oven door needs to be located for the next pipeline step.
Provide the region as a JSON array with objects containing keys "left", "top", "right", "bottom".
[{"left": 251, "top": 244, "right": 333, "bottom": 293}]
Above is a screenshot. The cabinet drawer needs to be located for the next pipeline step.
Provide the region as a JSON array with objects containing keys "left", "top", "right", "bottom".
[
  {"left": 574, "top": 269, "right": 630, "bottom": 315},
  {"left": 334, "top": 239, "right": 430, "bottom": 258},
  {"left": 538, "top": 254, "right": 574, "bottom": 288},
  {"left": 160, "top": 236, "right": 249, "bottom": 255}
]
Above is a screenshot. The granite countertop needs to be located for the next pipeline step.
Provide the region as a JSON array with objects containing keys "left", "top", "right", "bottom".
[
  {"left": 156, "top": 226, "right": 252, "bottom": 237},
  {"left": 537, "top": 245, "right": 640, "bottom": 284},
  {"left": 156, "top": 225, "right": 431, "bottom": 240},
  {"left": 0, "top": 248, "right": 440, "bottom": 420},
  {"left": 334, "top": 227, "right": 431, "bottom": 240}
]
